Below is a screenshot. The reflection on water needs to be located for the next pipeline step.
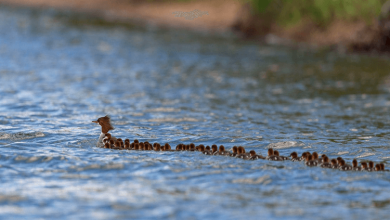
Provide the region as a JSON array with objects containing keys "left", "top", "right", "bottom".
[{"left": 0, "top": 5, "right": 390, "bottom": 220}]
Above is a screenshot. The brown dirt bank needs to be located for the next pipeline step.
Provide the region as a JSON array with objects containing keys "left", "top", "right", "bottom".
[{"left": 0, "top": 0, "right": 388, "bottom": 52}]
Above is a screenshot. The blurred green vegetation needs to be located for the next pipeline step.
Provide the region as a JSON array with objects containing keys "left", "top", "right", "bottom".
[{"left": 249, "top": 0, "right": 387, "bottom": 27}]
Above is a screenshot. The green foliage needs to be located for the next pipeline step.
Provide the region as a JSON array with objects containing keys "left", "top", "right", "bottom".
[{"left": 249, "top": 0, "right": 387, "bottom": 26}]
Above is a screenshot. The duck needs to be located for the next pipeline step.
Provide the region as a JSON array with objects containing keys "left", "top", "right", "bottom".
[
  {"left": 214, "top": 145, "right": 230, "bottom": 156},
  {"left": 320, "top": 156, "right": 331, "bottom": 168},
  {"left": 189, "top": 143, "right": 196, "bottom": 151},
  {"left": 361, "top": 162, "right": 368, "bottom": 171},
  {"left": 104, "top": 143, "right": 111, "bottom": 149},
  {"left": 331, "top": 159, "right": 338, "bottom": 169},
  {"left": 236, "top": 147, "right": 250, "bottom": 159},
  {"left": 274, "top": 150, "right": 289, "bottom": 160},
  {"left": 198, "top": 145, "right": 206, "bottom": 152},
  {"left": 338, "top": 159, "right": 351, "bottom": 171},
  {"left": 305, "top": 155, "right": 317, "bottom": 167},
  {"left": 375, "top": 164, "right": 381, "bottom": 171},
  {"left": 301, "top": 152, "right": 310, "bottom": 161},
  {"left": 290, "top": 152, "right": 300, "bottom": 161},
  {"left": 230, "top": 146, "right": 238, "bottom": 157},
  {"left": 380, "top": 163, "right": 385, "bottom": 171},
  {"left": 266, "top": 148, "right": 283, "bottom": 161},
  {"left": 248, "top": 150, "right": 265, "bottom": 160},
  {"left": 154, "top": 144, "right": 161, "bottom": 151},
  {"left": 367, "top": 161, "right": 375, "bottom": 172},
  {"left": 204, "top": 145, "right": 218, "bottom": 155},
  {"left": 92, "top": 115, "right": 116, "bottom": 148},
  {"left": 176, "top": 144, "right": 183, "bottom": 151},
  {"left": 352, "top": 159, "right": 361, "bottom": 171},
  {"left": 124, "top": 141, "right": 130, "bottom": 149}
]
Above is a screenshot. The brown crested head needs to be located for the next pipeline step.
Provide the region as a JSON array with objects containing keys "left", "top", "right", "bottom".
[
  {"left": 200, "top": 145, "right": 205, "bottom": 151},
  {"left": 233, "top": 146, "right": 238, "bottom": 153},
  {"left": 134, "top": 139, "right": 139, "bottom": 144},
  {"left": 110, "top": 139, "right": 114, "bottom": 145},
  {"left": 352, "top": 159, "right": 358, "bottom": 168},
  {"left": 176, "top": 144, "right": 182, "bottom": 151},
  {"left": 212, "top": 145, "right": 218, "bottom": 152},
  {"left": 375, "top": 164, "right": 381, "bottom": 171},
  {"left": 368, "top": 161, "right": 374, "bottom": 169},
  {"left": 312, "top": 152, "right": 318, "bottom": 160},
  {"left": 337, "top": 157, "right": 342, "bottom": 162},
  {"left": 274, "top": 150, "right": 280, "bottom": 156},
  {"left": 301, "top": 152, "right": 307, "bottom": 158},
  {"left": 92, "top": 115, "right": 114, "bottom": 134},
  {"left": 124, "top": 142, "right": 130, "bottom": 149},
  {"left": 104, "top": 143, "right": 110, "bottom": 149},
  {"left": 219, "top": 145, "right": 225, "bottom": 152},
  {"left": 250, "top": 150, "right": 256, "bottom": 157},
  {"left": 190, "top": 143, "right": 195, "bottom": 149},
  {"left": 380, "top": 163, "right": 385, "bottom": 171},
  {"left": 115, "top": 140, "right": 121, "bottom": 148},
  {"left": 331, "top": 159, "right": 337, "bottom": 165},
  {"left": 361, "top": 162, "right": 367, "bottom": 169},
  {"left": 290, "top": 152, "right": 298, "bottom": 158},
  {"left": 339, "top": 159, "right": 345, "bottom": 166},
  {"left": 105, "top": 133, "right": 112, "bottom": 139},
  {"left": 125, "top": 139, "right": 130, "bottom": 143},
  {"left": 268, "top": 148, "right": 274, "bottom": 156},
  {"left": 154, "top": 144, "right": 160, "bottom": 151},
  {"left": 140, "top": 142, "right": 145, "bottom": 150},
  {"left": 185, "top": 145, "right": 190, "bottom": 151},
  {"left": 306, "top": 155, "right": 313, "bottom": 162},
  {"left": 134, "top": 143, "right": 139, "bottom": 150},
  {"left": 164, "top": 143, "right": 171, "bottom": 150},
  {"left": 206, "top": 146, "right": 210, "bottom": 151}
]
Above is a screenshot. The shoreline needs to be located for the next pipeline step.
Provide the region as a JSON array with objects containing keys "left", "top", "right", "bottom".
[{"left": 0, "top": 0, "right": 386, "bottom": 51}]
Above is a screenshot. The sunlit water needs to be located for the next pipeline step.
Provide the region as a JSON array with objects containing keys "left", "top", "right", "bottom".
[{"left": 1, "top": 6, "right": 390, "bottom": 220}]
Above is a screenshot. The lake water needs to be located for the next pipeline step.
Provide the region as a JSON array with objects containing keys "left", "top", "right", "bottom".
[{"left": 0, "top": 5, "right": 390, "bottom": 220}]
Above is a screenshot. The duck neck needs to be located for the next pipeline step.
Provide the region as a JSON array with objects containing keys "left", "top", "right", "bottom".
[{"left": 97, "top": 132, "right": 105, "bottom": 147}]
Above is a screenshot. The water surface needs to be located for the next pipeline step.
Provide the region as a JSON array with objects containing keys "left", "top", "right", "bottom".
[{"left": 0, "top": 6, "right": 390, "bottom": 220}]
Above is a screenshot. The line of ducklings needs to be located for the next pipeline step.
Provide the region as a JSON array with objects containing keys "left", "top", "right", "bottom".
[{"left": 102, "top": 133, "right": 387, "bottom": 172}]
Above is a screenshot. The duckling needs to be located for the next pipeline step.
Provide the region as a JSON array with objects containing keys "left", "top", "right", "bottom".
[
  {"left": 236, "top": 147, "right": 250, "bottom": 159},
  {"left": 301, "top": 152, "right": 310, "bottom": 161},
  {"left": 197, "top": 145, "right": 205, "bottom": 152},
  {"left": 266, "top": 148, "right": 283, "bottom": 161},
  {"left": 230, "top": 146, "right": 238, "bottom": 157},
  {"left": 361, "top": 162, "right": 368, "bottom": 171},
  {"left": 176, "top": 144, "right": 183, "bottom": 151},
  {"left": 124, "top": 142, "right": 130, "bottom": 150},
  {"left": 109, "top": 139, "right": 115, "bottom": 149},
  {"left": 290, "top": 152, "right": 300, "bottom": 161},
  {"left": 214, "top": 145, "right": 230, "bottom": 156},
  {"left": 331, "top": 159, "right": 338, "bottom": 169},
  {"left": 104, "top": 143, "right": 111, "bottom": 149},
  {"left": 367, "top": 161, "right": 375, "bottom": 172},
  {"left": 204, "top": 145, "right": 218, "bottom": 155},
  {"left": 154, "top": 143, "right": 161, "bottom": 151},
  {"left": 113, "top": 140, "right": 122, "bottom": 150},
  {"left": 305, "top": 155, "right": 317, "bottom": 167},
  {"left": 320, "top": 156, "right": 331, "bottom": 168},
  {"left": 375, "top": 164, "right": 381, "bottom": 171},
  {"left": 338, "top": 159, "right": 351, "bottom": 171},
  {"left": 133, "top": 139, "right": 139, "bottom": 144},
  {"left": 380, "top": 163, "right": 385, "bottom": 171},
  {"left": 352, "top": 159, "right": 361, "bottom": 171},
  {"left": 274, "top": 150, "right": 289, "bottom": 160},
  {"left": 248, "top": 150, "right": 265, "bottom": 160},
  {"left": 189, "top": 143, "right": 196, "bottom": 151}
]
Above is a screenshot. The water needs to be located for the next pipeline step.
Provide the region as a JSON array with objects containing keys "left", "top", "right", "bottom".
[{"left": 0, "top": 6, "right": 390, "bottom": 220}]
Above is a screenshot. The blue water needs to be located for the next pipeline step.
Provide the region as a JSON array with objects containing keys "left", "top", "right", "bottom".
[{"left": 0, "top": 6, "right": 390, "bottom": 220}]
